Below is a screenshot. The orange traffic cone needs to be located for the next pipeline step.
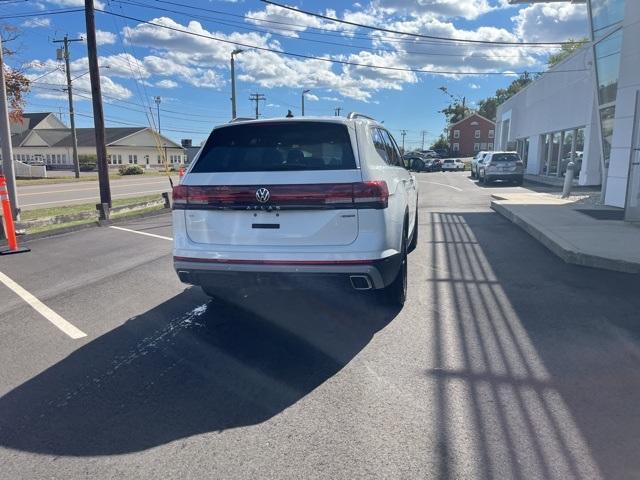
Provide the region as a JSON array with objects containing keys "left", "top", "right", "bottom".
[{"left": 0, "top": 175, "right": 30, "bottom": 255}]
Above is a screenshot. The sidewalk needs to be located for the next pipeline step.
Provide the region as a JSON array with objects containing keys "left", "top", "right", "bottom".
[{"left": 491, "top": 192, "right": 640, "bottom": 273}]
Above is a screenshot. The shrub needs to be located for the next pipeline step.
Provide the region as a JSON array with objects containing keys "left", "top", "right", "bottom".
[
  {"left": 78, "top": 154, "right": 96, "bottom": 172},
  {"left": 118, "top": 164, "right": 144, "bottom": 175}
]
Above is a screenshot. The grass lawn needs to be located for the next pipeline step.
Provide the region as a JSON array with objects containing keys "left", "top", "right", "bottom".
[{"left": 20, "top": 194, "right": 164, "bottom": 221}]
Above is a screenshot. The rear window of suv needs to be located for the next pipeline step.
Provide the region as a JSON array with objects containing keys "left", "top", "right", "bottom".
[
  {"left": 490, "top": 153, "right": 520, "bottom": 163},
  {"left": 192, "top": 121, "right": 357, "bottom": 172}
]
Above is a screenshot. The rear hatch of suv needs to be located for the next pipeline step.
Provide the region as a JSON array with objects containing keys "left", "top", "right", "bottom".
[
  {"left": 174, "top": 120, "right": 384, "bottom": 247},
  {"left": 488, "top": 152, "right": 522, "bottom": 173}
]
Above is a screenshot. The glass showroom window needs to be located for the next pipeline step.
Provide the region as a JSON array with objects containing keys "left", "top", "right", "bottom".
[
  {"left": 594, "top": 29, "right": 623, "bottom": 167},
  {"left": 590, "top": 0, "right": 625, "bottom": 39},
  {"left": 516, "top": 138, "right": 529, "bottom": 168}
]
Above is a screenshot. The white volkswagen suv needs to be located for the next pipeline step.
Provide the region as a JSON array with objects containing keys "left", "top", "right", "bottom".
[{"left": 172, "top": 113, "right": 419, "bottom": 306}]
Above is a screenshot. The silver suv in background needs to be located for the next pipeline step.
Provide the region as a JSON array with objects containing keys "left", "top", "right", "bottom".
[
  {"left": 478, "top": 151, "right": 524, "bottom": 186},
  {"left": 470, "top": 151, "right": 490, "bottom": 179}
]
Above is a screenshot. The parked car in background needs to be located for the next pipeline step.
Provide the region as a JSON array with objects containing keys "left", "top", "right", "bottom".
[
  {"left": 441, "top": 159, "right": 465, "bottom": 171},
  {"left": 478, "top": 151, "right": 524, "bottom": 185},
  {"left": 173, "top": 114, "right": 419, "bottom": 307},
  {"left": 420, "top": 150, "right": 439, "bottom": 158},
  {"left": 471, "top": 151, "right": 490, "bottom": 179},
  {"left": 429, "top": 158, "right": 442, "bottom": 171},
  {"left": 404, "top": 153, "right": 428, "bottom": 172}
]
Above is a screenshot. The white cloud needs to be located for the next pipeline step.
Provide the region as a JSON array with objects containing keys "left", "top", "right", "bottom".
[
  {"left": 305, "top": 93, "right": 319, "bottom": 101},
  {"left": 321, "top": 96, "right": 341, "bottom": 102},
  {"left": 245, "top": 4, "right": 356, "bottom": 38},
  {"left": 371, "top": 0, "right": 497, "bottom": 20},
  {"left": 469, "top": 83, "right": 480, "bottom": 89},
  {"left": 512, "top": 3, "right": 589, "bottom": 43},
  {"left": 156, "top": 79, "right": 178, "bottom": 88},
  {"left": 27, "top": 67, "right": 132, "bottom": 101},
  {"left": 46, "top": 0, "right": 104, "bottom": 9},
  {"left": 22, "top": 17, "right": 50, "bottom": 28},
  {"left": 78, "top": 30, "right": 117, "bottom": 45}
]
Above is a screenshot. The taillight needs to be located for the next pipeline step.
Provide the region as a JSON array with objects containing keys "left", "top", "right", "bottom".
[
  {"left": 172, "top": 185, "right": 188, "bottom": 205},
  {"left": 172, "top": 182, "right": 389, "bottom": 210},
  {"left": 353, "top": 181, "right": 389, "bottom": 209}
]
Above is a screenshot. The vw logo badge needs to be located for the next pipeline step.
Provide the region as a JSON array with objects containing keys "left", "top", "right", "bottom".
[{"left": 256, "top": 187, "right": 270, "bottom": 203}]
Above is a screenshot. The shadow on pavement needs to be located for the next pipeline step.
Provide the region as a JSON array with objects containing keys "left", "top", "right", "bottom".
[
  {"left": 0, "top": 283, "right": 398, "bottom": 456},
  {"left": 426, "top": 210, "right": 640, "bottom": 480}
]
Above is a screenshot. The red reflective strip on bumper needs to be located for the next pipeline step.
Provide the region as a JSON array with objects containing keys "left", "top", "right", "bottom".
[{"left": 173, "top": 256, "right": 374, "bottom": 266}]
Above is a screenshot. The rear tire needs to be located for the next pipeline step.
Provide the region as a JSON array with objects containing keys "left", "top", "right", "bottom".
[
  {"left": 382, "top": 223, "right": 408, "bottom": 308},
  {"left": 514, "top": 177, "right": 523, "bottom": 186}
]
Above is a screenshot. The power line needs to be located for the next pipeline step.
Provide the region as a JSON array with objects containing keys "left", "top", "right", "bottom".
[
  {"left": 95, "top": 9, "right": 587, "bottom": 76},
  {"left": 0, "top": 8, "right": 84, "bottom": 20},
  {"left": 143, "top": 0, "right": 548, "bottom": 51},
  {"left": 109, "top": 0, "right": 542, "bottom": 60},
  {"left": 261, "top": 0, "right": 583, "bottom": 47}
]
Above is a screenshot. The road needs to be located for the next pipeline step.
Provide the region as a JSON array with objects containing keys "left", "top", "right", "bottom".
[
  {"left": 17, "top": 175, "right": 175, "bottom": 210},
  {"left": 1, "top": 171, "right": 639, "bottom": 479}
]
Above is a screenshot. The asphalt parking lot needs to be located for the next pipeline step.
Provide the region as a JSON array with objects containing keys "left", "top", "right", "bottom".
[{"left": 1, "top": 172, "right": 640, "bottom": 479}]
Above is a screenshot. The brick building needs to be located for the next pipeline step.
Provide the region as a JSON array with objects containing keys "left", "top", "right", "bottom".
[{"left": 448, "top": 113, "right": 496, "bottom": 157}]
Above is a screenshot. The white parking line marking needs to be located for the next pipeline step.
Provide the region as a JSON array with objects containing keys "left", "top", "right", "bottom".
[
  {"left": 0, "top": 271, "right": 87, "bottom": 339},
  {"left": 109, "top": 225, "right": 173, "bottom": 241},
  {"left": 419, "top": 181, "right": 463, "bottom": 192}
]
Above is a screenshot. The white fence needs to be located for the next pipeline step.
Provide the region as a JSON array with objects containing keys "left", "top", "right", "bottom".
[{"left": 13, "top": 160, "right": 47, "bottom": 179}]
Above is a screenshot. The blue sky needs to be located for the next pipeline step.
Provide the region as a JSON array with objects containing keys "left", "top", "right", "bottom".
[{"left": 3, "top": 0, "right": 590, "bottom": 148}]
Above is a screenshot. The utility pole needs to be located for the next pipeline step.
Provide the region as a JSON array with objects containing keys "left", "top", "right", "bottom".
[
  {"left": 84, "top": 0, "right": 111, "bottom": 214},
  {"left": 400, "top": 130, "right": 407, "bottom": 154},
  {"left": 230, "top": 48, "right": 243, "bottom": 120},
  {"left": 421, "top": 130, "right": 427, "bottom": 151},
  {"left": 54, "top": 34, "right": 83, "bottom": 179},
  {"left": 334, "top": 107, "right": 342, "bottom": 117},
  {"left": 0, "top": 36, "right": 19, "bottom": 219},
  {"left": 249, "top": 93, "right": 265, "bottom": 119},
  {"left": 301, "top": 89, "right": 310, "bottom": 116},
  {"left": 154, "top": 96, "right": 161, "bottom": 134}
]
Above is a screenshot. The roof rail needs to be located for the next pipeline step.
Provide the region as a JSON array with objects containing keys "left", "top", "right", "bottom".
[
  {"left": 229, "top": 117, "right": 255, "bottom": 123},
  {"left": 346, "top": 112, "right": 377, "bottom": 121}
]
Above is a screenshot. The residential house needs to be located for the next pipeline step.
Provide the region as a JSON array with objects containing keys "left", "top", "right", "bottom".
[
  {"left": 6, "top": 113, "right": 186, "bottom": 168},
  {"left": 448, "top": 113, "right": 496, "bottom": 157}
]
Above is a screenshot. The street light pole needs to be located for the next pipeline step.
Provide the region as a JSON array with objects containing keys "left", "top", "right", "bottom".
[
  {"left": 54, "top": 34, "right": 83, "bottom": 179},
  {"left": 230, "top": 48, "right": 243, "bottom": 120},
  {"left": 154, "top": 96, "right": 161, "bottom": 134},
  {"left": 401, "top": 130, "right": 407, "bottom": 154},
  {"left": 302, "top": 89, "right": 310, "bottom": 116}
]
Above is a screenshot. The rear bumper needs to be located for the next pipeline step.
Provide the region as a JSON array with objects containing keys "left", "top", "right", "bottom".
[
  {"left": 485, "top": 173, "right": 523, "bottom": 181},
  {"left": 173, "top": 255, "right": 402, "bottom": 290}
]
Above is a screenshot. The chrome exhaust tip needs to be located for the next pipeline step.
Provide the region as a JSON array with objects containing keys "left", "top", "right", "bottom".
[{"left": 350, "top": 275, "right": 372, "bottom": 290}]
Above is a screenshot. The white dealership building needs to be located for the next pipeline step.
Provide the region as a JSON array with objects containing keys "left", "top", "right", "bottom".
[{"left": 497, "top": 0, "right": 640, "bottom": 220}]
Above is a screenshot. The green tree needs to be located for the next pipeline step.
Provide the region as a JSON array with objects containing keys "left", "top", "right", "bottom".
[
  {"left": 474, "top": 73, "right": 534, "bottom": 122},
  {"left": 477, "top": 97, "right": 498, "bottom": 122},
  {"left": 430, "top": 134, "right": 449, "bottom": 151},
  {"left": 547, "top": 38, "right": 587, "bottom": 68},
  {"left": 440, "top": 102, "right": 471, "bottom": 124}
]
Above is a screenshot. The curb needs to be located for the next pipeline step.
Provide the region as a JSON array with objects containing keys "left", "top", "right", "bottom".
[{"left": 491, "top": 200, "right": 640, "bottom": 274}]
